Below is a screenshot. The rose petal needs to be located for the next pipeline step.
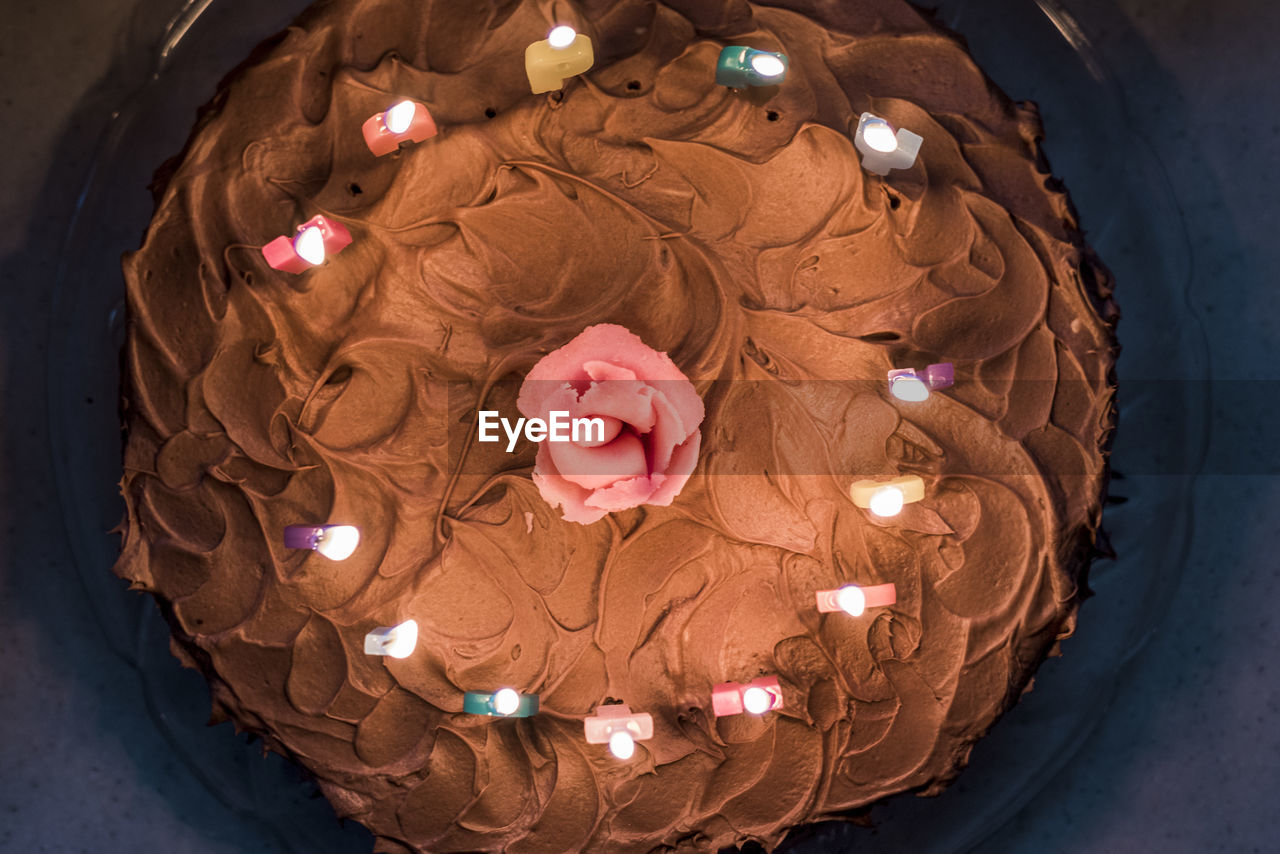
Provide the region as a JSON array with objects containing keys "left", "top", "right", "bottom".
[
  {"left": 645, "top": 389, "right": 688, "bottom": 473},
  {"left": 576, "top": 380, "right": 658, "bottom": 433},
  {"left": 572, "top": 415, "right": 622, "bottom": 448},
  {"left": 583, "top": 360, "right": 638, "bottom": 382},
  {"left": 647, "top": 431, "right": 701, "bottom": 506},
  {"left": 518, "top": 380, "right": 577, "bottom": 424},
  {"left": 533, "top": 387, "right": 630, "bottom": 448},
  {"left": 535, "top": 385, "right": 584, "bottom": 427},
  {"left": 534, "top": 475, "right": 608, "bottom": 524},
  {"left": 583, "top": 475, "right": 655, "bottom": 512},
  {"left": 520, "top": 325, "right": 702, "bottom": 422},
  {"left": 550, "top": 431, "right": 649, "bottom": 490},
  {"left": 531, "top": 446, "right": 606, "bottom": 525},
  {"left": 646, "top": 378, "right": 702, "bottom": 443}
]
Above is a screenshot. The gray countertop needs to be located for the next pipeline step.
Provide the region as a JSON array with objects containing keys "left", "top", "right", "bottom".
[{"left": 1, "top": 1, "right": 1275, "bottom": 851}]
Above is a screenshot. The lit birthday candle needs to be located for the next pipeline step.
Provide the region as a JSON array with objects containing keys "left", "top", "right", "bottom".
[
  {"left": 848, "top": 475, "right": 926, "bottom": 518},
  {"left": 262, "top": 215, "right": 352, "bottom": 273},
  {"left": 888, "top": 362, "right": 954, "bottom": 402},
  {"left": 283, "top": 524, "right": 361, "bottom": 561},
  {"left": 463, "top": 688, "right": 540, "bottom": 717},
  {"left": 815, "top": 583, "right": 897, "bottom": 616},
  {"left": 583, "top": 703, "right": 654, "bottom": 760},
  {"left": 362, "top": 99, "right": 438, "bottom": 156},
  {"left": 363, "top": 619, "right": 418, "bottom": 659},
  {"left": 711, "top": 675, "right": 783, "bottom": 717},
  {"left": 715, "top": 46, "right": 789, "bottom": 88},
  {"left": 853, "top": 112, "right": 923, "bottom": 176},
  {"left": 525, "top": 25, "right": 594, "bottom": 94}
]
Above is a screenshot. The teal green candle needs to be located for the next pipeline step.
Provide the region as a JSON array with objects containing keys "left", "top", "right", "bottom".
[
  {"left": 463, "top": 689, "right": 540, "bottom": 717},
  {"left": 715, "top": 46, "right": 788, "bottom": 87}
]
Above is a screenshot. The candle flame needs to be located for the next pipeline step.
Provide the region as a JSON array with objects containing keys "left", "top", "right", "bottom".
[
  {"left": 864, "top": 119, "right": 898, "bottom": 153},
  {"left": 383, "top": 619, "right": 419, "bottom": 659},
  {"left": 890, "top": 374, "right": 931, "bottom": 402},
  {"left": 608, "top": 730, "right": 636, "bottom": 759},
  {"left": 385, "top": 100, "right": 416, "bottom": 134},
  {"left": 315, "top": 525, "right": 360, "bottom": 560},
  {"left": 836, "top": 585, "right": 867, "bottom": 617},
  {"left": 493, "top": 688, "right": 521, "bottom": 715},
  {"left": 548, "top": 25, "right": 576, "bottom": 49},
  {"left": 749, "top": 54, "right": 785, "bottom": 78},
  {"left": 294, "top": 225, "right": 327, "bottom": 266},
  {"left": 869, "top": 486, "right": 905, "bottom": 518},
  {"left": 742, "top": 686, "right": 772, "bottom": 715}
]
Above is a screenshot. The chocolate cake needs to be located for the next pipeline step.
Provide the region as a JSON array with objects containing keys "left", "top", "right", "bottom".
[{"left": 114, "top": 0, "right": 1119, "bottom": 851}]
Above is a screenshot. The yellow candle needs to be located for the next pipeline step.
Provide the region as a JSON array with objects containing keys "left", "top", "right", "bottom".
[
  {"left": 525, "top": 25, "right": 594, "bottom": 94},
  {"left": 848, "top": 475, "right": 926, "bottom": 517}
]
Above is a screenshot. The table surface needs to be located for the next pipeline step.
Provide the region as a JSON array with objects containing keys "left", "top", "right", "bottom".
[{"left": 1, "top": 1, "right": 1276, "bottom": 852}]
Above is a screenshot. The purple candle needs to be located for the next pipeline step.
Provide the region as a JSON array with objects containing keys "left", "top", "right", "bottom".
[{"left": 283, "top": 524, "right": 361, "bottom": 560}]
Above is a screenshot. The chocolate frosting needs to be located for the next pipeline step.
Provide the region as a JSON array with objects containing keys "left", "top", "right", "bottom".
[{"left": 114, "top": 0, "right": 1118, "bottom": 851}]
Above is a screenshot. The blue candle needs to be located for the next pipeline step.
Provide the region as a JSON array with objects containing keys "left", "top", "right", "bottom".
[
  {"left": 715, "top": 46, "right": 789, "bottom": 88},
  {"left": 463, "top": 688, "right": 539, "bottom": 717}
]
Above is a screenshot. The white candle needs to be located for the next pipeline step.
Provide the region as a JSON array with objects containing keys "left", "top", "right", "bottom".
[
  {"left": 364, "top": 619, "right": 418, "bottom": 659},
  {"left": 854, "top": 112, "right": 923, "bottom": 176},
  {"left": 584, "top": 703, "right": 654, "bottom": 759}
]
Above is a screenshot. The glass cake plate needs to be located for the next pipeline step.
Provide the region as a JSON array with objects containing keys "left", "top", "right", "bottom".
[{"left": 47, "top": 0, "right": 1206, "bottom": 851}]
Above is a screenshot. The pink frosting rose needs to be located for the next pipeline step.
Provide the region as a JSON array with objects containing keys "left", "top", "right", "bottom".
[{"left": 516, "top": 324, "right": 705, "bottom": 524}]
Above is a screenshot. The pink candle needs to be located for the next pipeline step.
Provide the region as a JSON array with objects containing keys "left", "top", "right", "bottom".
[
  {"left": 362, "top": 99, "right": 438, "bottom": 156},
  {"left": 712, "top": 675, "right": 783, "bottom": 717},
  {"left": 815, "top": 583, "right": 897, "bottom": 616},
  {"left": 262, "top": 215, "right": 352, "bottom": 274}
]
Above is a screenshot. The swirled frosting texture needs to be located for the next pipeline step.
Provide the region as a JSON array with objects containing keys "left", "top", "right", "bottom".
[{"left": 114, "top": 0, "right": 1118, "bottom": 851}]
